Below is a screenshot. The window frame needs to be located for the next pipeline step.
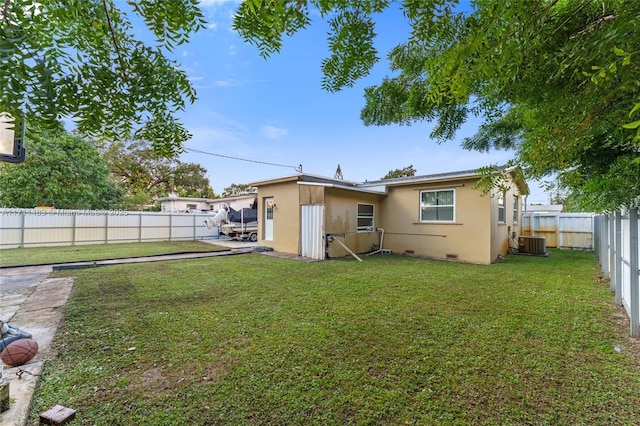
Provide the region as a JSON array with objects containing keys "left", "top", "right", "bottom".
[
  {"left": 357, "top": 203, "right": 375, "bottom": 232},
  {"left": 419, "top": 189, "right": 456, "bottom": 223},
  {"left": 497, "top": 192, "right": 505, "bottom": 224},
  {"left": 513, "top": 196, "right": 519, "bottom": 225}
]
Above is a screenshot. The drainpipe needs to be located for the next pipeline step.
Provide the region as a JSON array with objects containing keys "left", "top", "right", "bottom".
[{"left": 367, "top": 228, "right": 385, "bottom": 256}]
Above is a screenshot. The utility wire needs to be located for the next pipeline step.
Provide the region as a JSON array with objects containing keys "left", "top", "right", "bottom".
[{"left": 185, "top": 148, "right": 302, "bottom": 172}]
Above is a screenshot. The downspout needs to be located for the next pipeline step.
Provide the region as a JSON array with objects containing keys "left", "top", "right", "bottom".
[{"left": 367, "top": 228, "right": 385, "bottom": 256}]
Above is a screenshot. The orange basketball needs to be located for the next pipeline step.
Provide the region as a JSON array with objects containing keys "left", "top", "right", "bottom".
[{"left": 0, "top": 338, "right": 39, "bottom": 367}]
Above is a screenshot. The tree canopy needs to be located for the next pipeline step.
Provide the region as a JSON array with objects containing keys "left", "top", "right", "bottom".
[
  {"left": 234, "top": 0, "right": 640, "bottom": 211},
  {"left": 0, "top": 126, "right": 123, "bottom": 209},
  {"left": 382, "top": 165, "right": 416, "bottom": 180},
  {"left": 1, "top": 0, "right": 204, "bottom": 156},
  {"left": 222, "top": 183, "right": 257, "bottom": 198},
  {"left": 101, "top": 140, "right": 214, "bottom": 210}
]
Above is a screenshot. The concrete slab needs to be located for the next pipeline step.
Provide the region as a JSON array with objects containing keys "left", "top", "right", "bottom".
[
  {"left": 0, "top": 362, "right": 43, "bottom": 426},
  {"left": 0, "top": 274, "right": 48, "bottom": 293},
  {"left": 0, "top": 293, "right": 32, "bottom": 321},
  {"left": 1, "top": 276, "right": 73, "bottom": 426},
  {"left": 13, "top": 278, "right": 72, "bottom": 314}
]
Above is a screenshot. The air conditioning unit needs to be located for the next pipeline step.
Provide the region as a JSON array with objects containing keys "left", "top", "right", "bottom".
[{"left": 518, "top": 236, "right": 547, "bottom": 255}]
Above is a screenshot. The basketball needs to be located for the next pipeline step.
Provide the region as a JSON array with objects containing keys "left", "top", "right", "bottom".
[{"left": 0, "top": 338, "right": 39, "bottom": 367}]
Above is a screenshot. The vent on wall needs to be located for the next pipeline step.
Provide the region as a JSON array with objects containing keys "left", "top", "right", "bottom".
[{"left": 518, "top": 236, "right": 547, "bottom": 255}]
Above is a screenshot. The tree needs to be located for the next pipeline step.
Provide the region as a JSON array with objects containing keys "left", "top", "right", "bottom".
[
  {"left": 0, "top": 126, "right": 123, "bottom": 209},
  {"left": 334, "top": 164, "right": 344, "bottom": 180},
  {"left": 381, "top": 165, "right": 416, "bottom": 180},
  {"left": 101, "top": 140, "right": 214, "bottom": 210},
  {"left": 1, "top": 0, "right": 204, "bottom": 156},
  {"left": 233, "top": 0, "right": 640, "bottom": 211},
  {"left": 222, "top": 183, "right": 257, "bottom": 198}
]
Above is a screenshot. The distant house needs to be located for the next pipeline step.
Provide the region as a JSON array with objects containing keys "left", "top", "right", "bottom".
[
  {"left": 525, "top": 204, "right": 563, "bottom": 214},
  {"left": 157, "top": 193, "right": 257, "bottom": 213},
  {"left": 249, "top": 167, "right": 529, "bottom": 264}
]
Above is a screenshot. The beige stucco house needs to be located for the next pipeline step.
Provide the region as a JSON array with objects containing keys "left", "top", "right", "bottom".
[{"left": 249, "top": 167, "right": 529, "bottom": 264}]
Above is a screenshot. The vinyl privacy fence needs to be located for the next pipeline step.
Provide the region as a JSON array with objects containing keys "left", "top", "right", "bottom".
[
  {"left": 594, "top": 208, "right": 640, "bottom": 337},
  {"left": 0, "top": 208, "right": 219, "bottom": 249}
]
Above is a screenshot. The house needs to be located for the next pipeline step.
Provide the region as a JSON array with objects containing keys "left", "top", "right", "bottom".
[
  {"left": 249, "top": 167, "right": 529, "bottom": 264},
  {"left": 157, "top": 193, "right": 257, "bottom": 213},
  {"left": 525, "top": 204, "right": 563, "bottom": 214}
]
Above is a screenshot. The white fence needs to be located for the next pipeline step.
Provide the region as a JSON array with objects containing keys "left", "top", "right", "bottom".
[
  {"left": 0, "top": 208, "right": 220, "bottom": 249},
  {"left": 521, "top": 212, "right": 594, "bottom": 249},
  {"left": 594, "top": 209, "right": 640, "bottom": 337}
]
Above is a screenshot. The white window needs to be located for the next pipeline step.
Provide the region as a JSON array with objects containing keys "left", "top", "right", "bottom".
[
  {"left": 357, "top": 203, "right": 374, "bottom": 232},
  {"left": 513, "top": 196, "right": 519, "bottom": 224},
  {"left": 498, "top": 193, "right": 505, "bottom": 223},
  {"left": 420, "top": 189, "right": 455, "bottom": 222}
]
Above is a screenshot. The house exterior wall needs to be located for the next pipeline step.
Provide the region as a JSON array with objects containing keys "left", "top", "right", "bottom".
[
  {"left": 251, "top": 170, "right": 528, "bottom": 264},
  {"left": 159, "top": 195, "right": 256, "bottom": 213},
  {"left": 255, "top": 181, "right": 301, "bottom": 254},
  {"left": 160, "top": 198, "right": 211, "bottom": 212},
  {"left": 378, "top": 177, "right": 494, "bottom": 264},
  {"left": 489, "top": 178, "right": 526, "bottom": 262},
  {"left": 323, "top": 188, "right": 383, "bottom": 258},
  {"left": 208, "top": 195, "right": 256, "bottom": 212}
]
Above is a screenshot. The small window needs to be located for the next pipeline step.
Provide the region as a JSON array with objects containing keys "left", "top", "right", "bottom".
[
  {"left": 513, "top": 196, "right": 519, "bottom": 224},
  {"left": 498, "top": 193, "right": 505, "bottom": 223},
  {"left": 420, "top": 189, "right": 455, "bottom": 222},
  {"left": 357, "top": 203, "right": 374, "bottom": 232},
  {"left": 186, "top": 203, "right": 197, "bottom": 210},
  {"left": 266, "top": 202, "right": 274, "bottom": 220}
]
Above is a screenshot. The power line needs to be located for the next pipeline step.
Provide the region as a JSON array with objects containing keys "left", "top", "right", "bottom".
[{"left": 184, "top": 148, "right": 302, "bottom": 173}]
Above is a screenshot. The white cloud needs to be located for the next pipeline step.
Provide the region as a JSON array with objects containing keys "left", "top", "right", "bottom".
[
  {"left": 261, "top": 126, "right": 288, "bottom": 140},
  {"left": 192, "top": 78, "right": 247, "bottom": 89}
]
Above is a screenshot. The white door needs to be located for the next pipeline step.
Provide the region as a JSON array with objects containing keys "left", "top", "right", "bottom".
[
  {"left": 301, "top": 204, "right": 324, "bottom": 260},
  {"left": 264, "top": 198, "right": 274, "bottom": 241}
]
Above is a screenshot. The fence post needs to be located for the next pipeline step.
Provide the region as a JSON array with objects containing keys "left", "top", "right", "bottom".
[
  {"left": 72, "top": 211, "right": 77, "bottom": 246},
  {"left": 630, "top": 208, "right": 639, "bottom": 338},
  {"left": 105, "top": 213, "right": 109, "bottom": 244},
  {"left": 609, "top": 214, "right": 615, "bottom": 288},
  {"left": 601, "top": 215, "right": 609, "bottom": 279},
  {"left": 19, "top": 210, "right": 25, "bottom": 248},
  {"left": 615, "top": 211, "right": 622, "bottom": 305},
  {"left": 593, "top": 216, "right": 599, "bottom": 259}
]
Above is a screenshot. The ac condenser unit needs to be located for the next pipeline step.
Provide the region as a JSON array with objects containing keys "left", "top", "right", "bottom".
[{"left": 518, "top": 236, "right": 547, "bottom": 255}]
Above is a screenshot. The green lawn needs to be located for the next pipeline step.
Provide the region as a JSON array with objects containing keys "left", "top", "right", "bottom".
[
  {"left": 0, "top": 241, "right": 227, "bottom": 267},
  {"left": 30, "top": 250, "right": 640, "bottom": 425}
]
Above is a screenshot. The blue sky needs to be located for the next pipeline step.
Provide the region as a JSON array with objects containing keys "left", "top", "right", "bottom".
[{"left": 159, "top": 0, "right": 549, "bottom": 203}]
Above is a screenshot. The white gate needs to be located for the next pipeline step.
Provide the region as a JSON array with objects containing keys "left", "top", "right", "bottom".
[{"left": 301, "top": 204, "right": 324, "bottom": 260}]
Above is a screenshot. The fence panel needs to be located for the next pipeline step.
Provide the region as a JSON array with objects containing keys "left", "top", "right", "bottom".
[
  {"left": 0, "top": 209, "right": 220, "bottom": 249},
  {"left": 594, "top": 209, "right": 640, "bottom": 337},
  {"left": 522, "top": 212, "right": 594, "bottom": 250}
]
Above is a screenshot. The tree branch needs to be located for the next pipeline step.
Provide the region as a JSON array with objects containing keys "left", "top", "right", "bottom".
[{"left": 101, "top": 0, "right": 126, "bottom": 78}]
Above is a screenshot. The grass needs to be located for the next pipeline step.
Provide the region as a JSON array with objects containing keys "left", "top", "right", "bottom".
[
  {"left": 29, "top": 250, "right": 640, "bottom": 425},
  {"left": 0, "top": 241, "right": 227, "bottom": 267}
]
